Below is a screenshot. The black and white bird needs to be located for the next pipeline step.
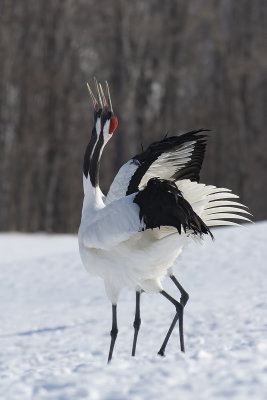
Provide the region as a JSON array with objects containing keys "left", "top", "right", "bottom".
[{"left": 78, "top": 79, "right": 250, "bottom": 362}]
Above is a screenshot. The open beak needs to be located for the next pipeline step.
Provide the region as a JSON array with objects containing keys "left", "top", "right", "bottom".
[
  {"left": 98, "top": 82, "right": 109, "bottom": 112},
  {"left": 105, "top": 81, "right": 114, "bottom": 114},
  {"left": 87, "top": 79, "right": 114, "bottom": 115},
  {"left": 86, "top": 82, "right": 99, "bottom": 111},
  {"left": 94, "top": 77, "right": 103, "bottom": 109}
]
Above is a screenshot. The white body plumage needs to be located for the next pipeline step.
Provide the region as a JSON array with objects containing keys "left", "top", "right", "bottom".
[
  {"left": 78, "top": 80, "right": 250, "bottom": 361},
  {"left": 78, "top": 174, "right": 249, "bottom": 303}
]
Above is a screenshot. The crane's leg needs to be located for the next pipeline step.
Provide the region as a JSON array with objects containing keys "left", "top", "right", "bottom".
[
  {"left": 132, "top": 291, "right": 141, "bottom": 356},
  {"left": 158, "top": 290, "right": 185, "bottom": 356},
  {"left": 158, "top": 275, "right": 189, "bottom": 356},
  {"left": 107, "top": 304, "right": 118, "bottom": 363},
  {"left": 170, "top": 274, "right": 189, "bottom": 307}
]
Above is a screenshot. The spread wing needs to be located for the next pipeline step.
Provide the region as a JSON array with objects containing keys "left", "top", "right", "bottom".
[
  {"left": 134, "top": 178, "right": 213, "bottom": 238},
  {"left": 82, "top": 178, "right": 213, "bottom": 251},
  {"left": 106, "top": 129, "right": 208, "bottom": 204}
]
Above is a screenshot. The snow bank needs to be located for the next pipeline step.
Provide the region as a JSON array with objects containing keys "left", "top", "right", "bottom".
[{"left": 0, "top": 222, "right": 267, "bottom": 399}]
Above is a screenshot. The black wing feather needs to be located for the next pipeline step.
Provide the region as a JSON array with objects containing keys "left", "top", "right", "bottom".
[
  {"left": 134, "top": 178, "right": 213, "bottom": 239},
  {"left": 127, "top": 129, "right": 209, "bottom": 195}
]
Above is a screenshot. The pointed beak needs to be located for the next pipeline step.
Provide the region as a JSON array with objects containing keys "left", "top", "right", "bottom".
[
  {"left": 105, "top": 81, "right": 114, "bottom": 114},
  {"left": 98, "top": 83, "right": 109, "bottom": 112},
  {"left": 86, "top": 82, "right": 99, "bottom": 111},
  {"left": 87, "top": 79, "right": 115, "bottom": 115},
  {"left": 94, "top": 77, "right": 103, "bottom": 109}
]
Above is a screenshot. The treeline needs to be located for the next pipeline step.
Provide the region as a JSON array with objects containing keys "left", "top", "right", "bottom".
[{"left": 0, "top": 0, "right": 266, "bottom": 232}]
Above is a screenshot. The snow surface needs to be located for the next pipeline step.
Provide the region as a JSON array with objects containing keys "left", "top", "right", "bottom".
[{"left": 1, "top": 222, "right": 267, "bottom": 400}]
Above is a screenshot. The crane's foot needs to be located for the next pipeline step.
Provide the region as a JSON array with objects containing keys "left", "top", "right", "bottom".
[{"left": 158, "top": 348, "right": 166, "bottom": 357}]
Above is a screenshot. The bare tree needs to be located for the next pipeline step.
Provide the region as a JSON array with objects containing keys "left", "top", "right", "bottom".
[{"left": 0, "top": 0, "right": 266, "bottom": 232}]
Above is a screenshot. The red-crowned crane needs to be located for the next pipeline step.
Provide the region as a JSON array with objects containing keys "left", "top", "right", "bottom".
[{"left": 78, "top": 79, "right": 250, "bottom": 362}]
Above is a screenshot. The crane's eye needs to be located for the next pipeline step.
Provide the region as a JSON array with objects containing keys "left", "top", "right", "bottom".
[{"left": 109, "top": 116, "right": 118, "bottom": 134}]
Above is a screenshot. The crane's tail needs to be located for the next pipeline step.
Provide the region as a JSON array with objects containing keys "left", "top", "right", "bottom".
[{"left": 177, "top": 179, "right": 251, "bottom": 228}]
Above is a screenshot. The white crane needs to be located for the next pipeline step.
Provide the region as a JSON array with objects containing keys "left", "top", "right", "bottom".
[{"left": 78, "top": 79, "right": 250, "bottom": 362}]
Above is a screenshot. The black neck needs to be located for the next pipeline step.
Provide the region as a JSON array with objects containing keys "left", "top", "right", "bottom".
[
  {"left": 83, "top": 127, "right": 97, "bottom": 179},
  {"left": 83, "top": 128, "right": 104, "bottom": 188},
  {"left": 89, "top": 131, "right": 104, "bottom": 187}
]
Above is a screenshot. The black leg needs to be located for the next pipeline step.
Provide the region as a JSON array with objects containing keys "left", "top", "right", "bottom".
[
  {"left": 158, "top": 313, "right": 179, "bottom": 356},
  {"left": 170, "top": 275, "right": 189, "bottom": 307},
  {"left": 132, "top": 291, "right": 141, "bottom": 356},
  {"left": 107, "top": 304, "right": 118, "bottom": 363},
  {"left": 158, "top": 290, "right": 184, "bottom": 356},
  {"left": 158, "top": 274, "right": 189, "bottom": 356}
]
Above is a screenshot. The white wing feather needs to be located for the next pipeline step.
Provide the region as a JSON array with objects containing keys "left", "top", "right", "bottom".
[
  {"left": 177, "top": 179, "right": 251, "bottom": 227},
  {"left": 81, "top": 194, "right": 144, "bottom": 250},
  {"left": 106, "top": 136, "right": 203, "bottom": 204},
  {"left": 139, "top": 141, "right": 197, "bottom": 187},
  {"left": 105, "top": 160, "right": 139, "bottom": 204}
]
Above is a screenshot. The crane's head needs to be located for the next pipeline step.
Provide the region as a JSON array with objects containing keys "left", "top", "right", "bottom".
[{"left": 87, "top": 78, "right": 118, "bottom": 144}]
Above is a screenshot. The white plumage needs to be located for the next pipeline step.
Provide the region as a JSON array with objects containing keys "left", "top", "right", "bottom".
[
  {"left": 79, "top": 180, "right": 249, "bottom": 301},
  {"left": 78, "top": 80, "right": 251, "bottom": 362}
]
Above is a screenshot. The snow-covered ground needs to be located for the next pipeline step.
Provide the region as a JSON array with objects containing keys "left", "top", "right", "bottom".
[{"left": 0, "top": 222, "right": 267, "bottom": 400}]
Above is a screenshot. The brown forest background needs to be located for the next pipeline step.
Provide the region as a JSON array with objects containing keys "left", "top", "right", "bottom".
[{"left": 0, "top": 0, "right": 266, "bottom": 232}]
